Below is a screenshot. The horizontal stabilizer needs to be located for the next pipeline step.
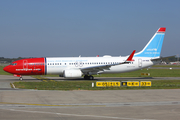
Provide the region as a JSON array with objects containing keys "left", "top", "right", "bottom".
[{"left": 151, "top": 55, "right": 176, "bottom": 61}]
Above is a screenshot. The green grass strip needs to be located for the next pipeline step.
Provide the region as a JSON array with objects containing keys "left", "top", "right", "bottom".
[
  {"left": 0, "top": 66, "right": 11, "bottom": 75},
  {"left": 13, "top": 80, "right": 180, "bottom": 90}
]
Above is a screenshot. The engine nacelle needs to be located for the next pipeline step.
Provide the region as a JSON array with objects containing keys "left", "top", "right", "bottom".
[{"left": 63, "top": 69, "right": 82, "bottom": 78}]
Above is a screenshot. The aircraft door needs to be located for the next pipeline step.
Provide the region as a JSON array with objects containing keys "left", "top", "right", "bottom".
[
  {"left": 138, "top": 59, "right": 142, "bottom": 67},
  {"left": 23, "top": 60, "right": 28, "bottom": 69}
]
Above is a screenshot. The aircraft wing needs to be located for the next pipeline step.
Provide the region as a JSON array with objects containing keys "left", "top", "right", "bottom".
[{"left": 81, "top": 50, "right": 136, "bottom": 74}]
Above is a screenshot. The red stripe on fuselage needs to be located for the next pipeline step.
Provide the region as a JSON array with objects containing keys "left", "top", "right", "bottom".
[{"left": 3, "top": 58, "right": 45, "bottom": 75}]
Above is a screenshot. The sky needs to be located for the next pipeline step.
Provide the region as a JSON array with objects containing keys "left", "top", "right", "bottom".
[{"left": 0, "top": 0, "right": 180, "bottom": 58}]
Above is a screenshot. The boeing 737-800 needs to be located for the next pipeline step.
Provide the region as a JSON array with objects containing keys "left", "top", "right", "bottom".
[{"left": 3, "top": 27, "right": 166, "bottom": 80}]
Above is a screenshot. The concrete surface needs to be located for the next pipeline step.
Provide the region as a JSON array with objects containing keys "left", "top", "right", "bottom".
[{"left": 0, "top": 75, "right": 180, "bottom": 120}]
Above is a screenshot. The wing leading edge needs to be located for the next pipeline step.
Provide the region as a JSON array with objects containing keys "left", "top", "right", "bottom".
[{"left": 81, "top": 50, "right": 136, "bottom": 74}]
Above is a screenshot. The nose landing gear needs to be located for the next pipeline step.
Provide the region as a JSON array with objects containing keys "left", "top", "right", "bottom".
[
  {"left": 13, "top": 74, "right": 23, "bottom": 81},
  {"left": 19, "top": 77, "right": 23, "bottom": 81}
]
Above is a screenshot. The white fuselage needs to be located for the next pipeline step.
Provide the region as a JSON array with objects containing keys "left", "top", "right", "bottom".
[{"left": 46, "top": 56, "right": 157, "bottom": 75}]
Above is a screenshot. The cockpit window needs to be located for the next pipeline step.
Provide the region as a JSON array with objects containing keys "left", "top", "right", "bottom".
[{"left": 10, "top": 63, "right": 17, "bottom": 66}]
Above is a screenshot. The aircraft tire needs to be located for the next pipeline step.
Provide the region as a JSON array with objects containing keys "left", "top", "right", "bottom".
[
  {"left": 84, "top": 75, "right": 88, "bottom": 80},
  {"left": 84, "top": 75, "right": 94, "bottom": 80},
  {"left": 89, "top": 76, "right": 94, "bottom": 80},
  {"left": 19, "top": 77, "right": 23, "bottom": 81}
]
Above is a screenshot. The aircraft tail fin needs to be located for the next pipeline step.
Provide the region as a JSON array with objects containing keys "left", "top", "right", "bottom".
[{"left": 134, "top": 27, "right": 166, "bottom": 58}]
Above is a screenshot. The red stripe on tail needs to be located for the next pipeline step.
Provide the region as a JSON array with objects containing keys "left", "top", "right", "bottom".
[{"left": 158, "top": 27, "right": 166, "bottom": 32}]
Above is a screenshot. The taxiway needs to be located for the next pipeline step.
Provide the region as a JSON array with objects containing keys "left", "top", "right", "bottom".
[{"left": 0, "top": 75, "right": 180, "bottom": 120}]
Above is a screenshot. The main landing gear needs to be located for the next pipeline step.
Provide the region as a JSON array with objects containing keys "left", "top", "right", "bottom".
[{"left": 84, "top": 75, "right": 94, "bottom": 80}]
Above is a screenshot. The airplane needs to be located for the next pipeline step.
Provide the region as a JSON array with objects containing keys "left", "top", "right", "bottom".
[{"left": 3, "top": 27, "right": 166, "bottom": 80}]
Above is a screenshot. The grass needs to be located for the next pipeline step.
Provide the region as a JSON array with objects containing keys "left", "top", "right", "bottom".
[
  {"left": 0, "top": 66, "right": 11, "bottom": 75},
  {"left": 152, "top": 65, "right": 180, "bottom": 67},
  {"left": 13, "top": 79, "right": 180, "bottom": 90},
  {"left": 95, "top": 69, "right": 180, "bottom": 77}
]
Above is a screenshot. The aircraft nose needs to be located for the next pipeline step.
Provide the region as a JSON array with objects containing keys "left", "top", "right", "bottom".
[{"left": 3, "top": 66, "right": 10, "bottom": 73}]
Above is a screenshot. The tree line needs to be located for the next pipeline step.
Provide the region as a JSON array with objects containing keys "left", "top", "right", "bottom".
[{"left": 0, "top": 56, "right": 179, "bottom": 64}]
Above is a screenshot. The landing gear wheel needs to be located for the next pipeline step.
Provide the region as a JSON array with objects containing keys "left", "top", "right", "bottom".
[
  {"left": 84, "top": 75, "right": 88, "bottom": 80},
  {"left": 19, "top": 77, "right": 23, "bottom": 81},
  {"left": 84, "top": 75, "right": 94, "bottom": 80},
  {"left": 89, "top": 76, "right": 94, "bottom": 80}
]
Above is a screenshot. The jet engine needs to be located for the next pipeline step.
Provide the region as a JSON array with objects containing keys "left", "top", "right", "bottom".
[{"left": 63, "top": 69, "right": 82, "bottom": 78}]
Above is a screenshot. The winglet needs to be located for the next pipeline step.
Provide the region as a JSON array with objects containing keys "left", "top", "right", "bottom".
[
  {"left": 126, "top": 50, "right": 136, "bottom": 61},
  {"left": 157, "top": 27, "right": 166, "bottom": 33}
]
